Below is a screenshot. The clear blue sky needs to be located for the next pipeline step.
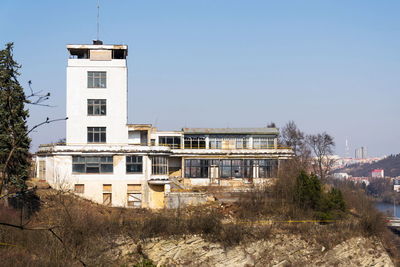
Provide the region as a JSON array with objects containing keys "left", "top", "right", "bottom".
[{"left": 1, "top": 0, "right": 399, "bottom": 157}]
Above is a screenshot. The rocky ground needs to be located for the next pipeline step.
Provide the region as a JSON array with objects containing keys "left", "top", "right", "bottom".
[{"left": 112, "top": 234, "right": 393, "bottom": 266}]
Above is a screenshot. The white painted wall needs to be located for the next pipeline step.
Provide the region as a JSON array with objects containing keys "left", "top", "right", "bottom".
[
  {"left": 38, "top": 154, "right": 156, "bottom": 208},
  {"left": 66, "top": 58, "right": 128, "bottom": 145}
]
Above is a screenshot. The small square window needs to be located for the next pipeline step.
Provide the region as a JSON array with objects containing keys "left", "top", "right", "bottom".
[{"left": 74, "top": 184, "right": 84, "bottom": 194}]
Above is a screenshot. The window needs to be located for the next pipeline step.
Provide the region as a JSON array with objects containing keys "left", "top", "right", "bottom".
[
  {"left": 74, "top": 184, "right": 84, "bottom": 194},
  {"left": 103, "top": 184, "right": 112, "bottom": 192},
  {"left": 152, "top": 156, "right": 168, "bottom": 175},
  {"left": 236, "top": 138, "right": 249, "bottom": 149},
  {"left": 88, "top": 99, "right": 106, "bottom": 116},
  {"left": 38, "top": 160, "right": 46, "bottom": 179},
  {"left": 126, "top": 156, "right": 143, "bottom": 173},
  {"left": 185, "top": 159, "right": 209, "bottom": 178},
  {"left": 184, "top": 136, "right": 206, "bottom": 149},
  {"left": 88, "top": 71, "right": 106, "bottom": 88},
  {"left": 253, "top": 137, "right": 275, "bottom": 149},
  {"left": 159, "top": 136, "right": 181, "bottom": 149},
  {"left": 255, "top": 159, "right": 277, "bottom": 178},
  {"left": 127, "top": 184, "right": 142, "bottom": 207},
  {"left": 103, "top": 193, "right": 112, "bottom": 206},
  {"left": 72, "top": 156, "right": 113, "bottom": 174},
  {"left": 209, "top": 138, "right": 222, "bottom": 149},
  {"left": 184, "top": 159, "right": 277, "bottom": 179},
  {"left": 103, "top": 185, "right": 112, "bottom": 206},
  {"left": 87, "top": 127, "right": 106, "bottom": 143}
]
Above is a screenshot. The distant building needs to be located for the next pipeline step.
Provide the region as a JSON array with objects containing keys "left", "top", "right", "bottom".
[
  {"left": 355, "top": 147, "right": 367, "bottom": 159},
  {"left": 371, "top": 169, "right": 384, "bottom": 178},
  {"left": 394, "top": 179, "right": 400, "bottom": 192},
  {"left": 333, "top": 173, "right": 349, "bottom": 179}
]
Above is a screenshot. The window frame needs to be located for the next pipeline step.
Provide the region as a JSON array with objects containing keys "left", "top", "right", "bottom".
[
  {"left": 87, "top": 71, "right": 107, "bottom": 88},
  {"left": 87, "top": 127, "right": 106, "bottom": 143},
  {"left": 126, "top": 156, "right": 143, "bottom": 174},
  {"left": 151, "top": 156, "right": 168, "bottom": 175},
  {"left": 74, "top": 184, "right": 85, "bottom": 194},
  {"left": 87, "top": 99, "right": 107, "bottom": 116},
  {"left": 72, "top": 156, "right": 113, "bottom": 174}
]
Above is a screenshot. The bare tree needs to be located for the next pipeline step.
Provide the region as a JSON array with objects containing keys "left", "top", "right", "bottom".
[
  {"left": 306, "top": 132, "right": 335, "bottom": 181},
  {"left": 280, "top": 121, "right": 311, "bottom": 171}
]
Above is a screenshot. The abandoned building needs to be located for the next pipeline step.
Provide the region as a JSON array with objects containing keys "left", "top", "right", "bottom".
[{"left": 35, "top": 41, "right": 292, "bottom": 208}]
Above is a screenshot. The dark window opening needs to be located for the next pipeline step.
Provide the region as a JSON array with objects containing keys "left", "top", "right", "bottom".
[
  {"left": 112, "top": 49, "right": 127, "bottom": 59},
  {"left": 159, "top": 136, "right": 181, "bottom": 149},
  {"left": 69, "top": 49, "right": 89, "bottom": 59},
  {"left": 72, "top": 156, "right": 113, "bottom": 174},
  {"left": 87, "top": 127, "right": 106, "bottom": 143},
  {"left": 126, "top": 156, "right": 143, "bottom": 173}
]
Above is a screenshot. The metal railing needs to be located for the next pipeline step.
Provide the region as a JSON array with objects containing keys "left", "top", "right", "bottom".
[{"left": 157, "top": 144, "right": 291, "bottom": 150}]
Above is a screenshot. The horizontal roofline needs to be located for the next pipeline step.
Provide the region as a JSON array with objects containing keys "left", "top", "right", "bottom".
[
  {"left": 66, "top": 44, "right": 128, "bottom": 50},
  {"left": 182, "top": 127, "right": 279, "bottom": 134}
]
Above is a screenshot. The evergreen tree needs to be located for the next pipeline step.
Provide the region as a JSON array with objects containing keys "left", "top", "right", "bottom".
[
  {"left": 294, "top": 171, "right": 322, "bottom": 210},
  {"left": 0, "top": 43, "right": 31, "bottom": 202}
]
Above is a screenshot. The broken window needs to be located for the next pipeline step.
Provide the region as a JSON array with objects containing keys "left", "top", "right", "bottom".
[
  {"left": 87, "top": 71, "right": 106, "bottom": 88},
  {"left": 103, "top": 193, "right": 112, "bottom": 206},
  {"left": 69, "top": 49, "right": 89, "bottom": 59},
  {"left": 74, "top": 184, "right": 85, "bottom": 194},
  {"left": 72, "top": 156, "right": 113, "bottom": 174},
  {"left": 126, "top": 156, "right": 143, "bottom": 173},
  {"left": 159, "top": 136, "right": 181, "bottom": 149},
  {"left": 127, "top": 184, "right": 141, "bottom": 207},
  {"left": 184, "top": 136, "right": 206, "bottom": 149},
  {"left": 152, "top": 156, "right": 168, "bottom": 175},
  {"left": 88, "top": 99, "right": 106, "bottom": 116},
  {"left": 87, "top": 127, "right": 106, "bottom": 143},
  {"left": 112, "top": 49, "right": 127, "bottom": 59}
]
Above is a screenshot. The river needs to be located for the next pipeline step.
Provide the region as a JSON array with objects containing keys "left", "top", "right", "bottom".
[{"left": 375, "top": 201, "right": 400, "bottom": 217}]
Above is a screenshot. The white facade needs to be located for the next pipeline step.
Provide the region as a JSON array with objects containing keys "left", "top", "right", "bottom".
[
  {"left": 36, "top": 41, "right": 293, "bottom": 209},
  {"left": 66, "top": 45, "right": 128, "bottom": 145}
]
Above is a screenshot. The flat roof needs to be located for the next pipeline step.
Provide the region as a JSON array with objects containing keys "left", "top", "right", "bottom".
[
  {"left": 66, "top": 44, "right": 128, "bottom": 50},
  {"left": 182, "top": 127, "right": 279, "bottom": 135}
]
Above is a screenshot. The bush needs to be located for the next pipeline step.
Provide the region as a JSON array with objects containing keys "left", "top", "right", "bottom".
[{"left": 295, "top": 171, "right": 322, "bottom": 210}]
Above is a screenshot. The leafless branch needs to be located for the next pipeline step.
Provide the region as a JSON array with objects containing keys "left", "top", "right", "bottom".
[{"left": 25, "top": 80, "right": 54, "bottom": 107}]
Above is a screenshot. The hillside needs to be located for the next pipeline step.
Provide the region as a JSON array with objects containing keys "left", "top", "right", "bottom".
[
  {"left": 1, "top": 180, "right": 400, "bottom": 266},
  {"left": 336, "top": 154, "right": 400, "bottom": 177}
]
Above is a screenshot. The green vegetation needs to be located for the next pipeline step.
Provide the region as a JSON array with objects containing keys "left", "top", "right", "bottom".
[
  {"left": 295, "top": 171, "right": 346, "bottom": 220},
  {"left": 0, "top": 43, "right": 31, "bottom": 203}
]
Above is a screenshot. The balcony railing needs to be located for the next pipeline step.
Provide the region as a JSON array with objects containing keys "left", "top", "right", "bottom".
[{"left": 156, "top": 144, "right": 291, "bottom": 150}]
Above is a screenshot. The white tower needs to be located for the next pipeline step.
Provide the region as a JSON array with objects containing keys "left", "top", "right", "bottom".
[{"left": 66, "top": 41, "right": 128, "bottom": 145}]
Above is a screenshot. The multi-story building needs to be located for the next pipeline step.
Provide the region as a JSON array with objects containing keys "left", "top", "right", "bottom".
[
  {"left": 35, "top": 41, "right": 292, "bottom": 208},
  {"left": 371, "top": 169, "right": 384, "bottom": 178},
  {"left": 355, "top": 146, "right": 367, "bottom": 159}
]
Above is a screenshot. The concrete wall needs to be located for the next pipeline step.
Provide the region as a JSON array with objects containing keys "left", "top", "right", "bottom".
[{"left": 165, "top": 192, "right": 208, "bottom": 209}]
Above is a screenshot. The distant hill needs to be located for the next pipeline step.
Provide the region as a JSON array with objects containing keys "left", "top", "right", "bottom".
[{"left": 335, "top": 154, "right": 400, "bottom": 177}]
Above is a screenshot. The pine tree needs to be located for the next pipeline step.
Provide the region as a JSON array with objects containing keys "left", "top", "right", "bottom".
[{"left": 0, "top": 43, "right": 31, "bottom": 204}]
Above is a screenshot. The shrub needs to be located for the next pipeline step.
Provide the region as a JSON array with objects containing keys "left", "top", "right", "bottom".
[{"left": 294, "top": 171, "right": 322, "bottom": 210}]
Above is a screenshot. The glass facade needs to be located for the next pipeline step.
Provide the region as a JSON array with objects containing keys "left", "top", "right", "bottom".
[{"left": 185, "top": 159, "right": 277, "bottom": 178}]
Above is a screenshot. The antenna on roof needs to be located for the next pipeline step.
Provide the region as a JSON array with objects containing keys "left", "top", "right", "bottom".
[{"left": 96, "top": 0, "right": 100, "bottom": 41}]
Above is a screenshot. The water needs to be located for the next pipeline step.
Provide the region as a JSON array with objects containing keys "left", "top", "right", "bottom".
[{"left": 375, "top": 202, "right": 400, "bottom": 217}]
